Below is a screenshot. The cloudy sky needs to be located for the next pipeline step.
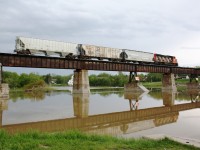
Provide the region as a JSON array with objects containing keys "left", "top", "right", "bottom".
[{"left": 0, "top": 0, "right": 200, "bottom": 74}]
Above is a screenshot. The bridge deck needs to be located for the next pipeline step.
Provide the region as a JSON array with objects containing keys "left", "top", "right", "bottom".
[{"left": 0, "top": 53, "right": 199, "bottom": 74}]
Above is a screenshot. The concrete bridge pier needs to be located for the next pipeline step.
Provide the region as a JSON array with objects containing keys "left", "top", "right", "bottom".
[
  {"left": 0, "top": 63, "right": 9, "bottom": 98},
  {"left": 73, "top": 94, "right": 89, "bottom": 118},
  {"left": 186, "top": 74, "right": 199, "bottom": 102},
  {"left": 0, "top": 98, "right": 8, "bottom": 128},
  {"left": 189, "top": 74, "right": 199, "bottom": 83},
  {"left": 0, "top": 84, "right": 9, "bottom": 98},
  {"left": 124, "top": 91, "right": 148, "bottom": 110},
  {"left": 162, "top": 91, "right": 176, "bottom": 107},
  {"left": 72, "top": 69, "right": 90, "bottom": 94},
  {"left": 124, "top": 72, "right": 149, "bottom": 92},
  {"left": 162, "top": 73, "right": 177, "bottom": 92},
  {"left": 186, "top": 74, "right": 199, "bottom": 90}
]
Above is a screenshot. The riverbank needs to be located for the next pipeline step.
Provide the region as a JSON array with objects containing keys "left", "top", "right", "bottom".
[
  {"left": 0, "top": 130, "right": 199, "bottom": 150},
  {"left": 10, "top": 86, "right": 56, "bottom": 92},
  {"left": 9, "top": 79, "right": 195, "bottom": 92}
]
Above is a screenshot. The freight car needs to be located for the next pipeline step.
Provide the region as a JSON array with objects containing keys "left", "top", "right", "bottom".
[
  {"left": 77, "top": 44, "right": 122, "bottom": 61},
  {"left": 78, "top": 44, "right": 178, "bottom": 66},
  {"left": 14, "top": 36, "right": 178, "bottom": 66},
  {"left": 15, "top": 36, "right": 77, "bottom": 58}
]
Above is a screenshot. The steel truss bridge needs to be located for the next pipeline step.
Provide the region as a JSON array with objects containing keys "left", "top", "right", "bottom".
[{"left": 0, "top": 53, "right": 199, "bottom": 75}]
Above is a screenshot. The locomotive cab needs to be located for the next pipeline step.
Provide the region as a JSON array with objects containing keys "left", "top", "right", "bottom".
[
  {"left": 172, "top": 57, "right": 178, "bottom": 66},
  {"left": 153, "top": 53, "right": 178, "bottom": 66}
]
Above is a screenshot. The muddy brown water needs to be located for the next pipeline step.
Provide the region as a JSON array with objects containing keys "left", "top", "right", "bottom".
[{"left": 1, "top": 88, "right": 200, "bottom": 140}]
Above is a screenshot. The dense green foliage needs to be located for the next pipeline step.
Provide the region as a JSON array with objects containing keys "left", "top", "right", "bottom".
[
  {"left": 0, "top": 130, "right": 199, "bottom": 150},
  {"left": 3, "top": 71, "right": 71, "bottom": 89},
  {"left": 146, "top": 73, "right": 162, "bottom": 82},
  {"left": 3, "top": 71, "right": 19, "bottom": 88},
  {"left": 89, "top": 73, "right": 129, "bottom": 87},
  {"left": 24, "top": 80, "right": 46, "bottom": 90},
  {"left": 4, "top": 71, "right": 189, "bottom": 89},
  {"left": 42, "top": 74, "right": 71, "bottom": 85},
  {"left": 89, "top": 72, "right": 163, "bottom": 87},
  {"left": 3, "top": 72, "right": 43, "bottom": 89}
]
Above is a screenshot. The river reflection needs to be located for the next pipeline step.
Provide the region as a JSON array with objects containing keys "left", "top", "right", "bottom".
[{"left": 1, "top": 88, "right": 200, "bottom": 139}]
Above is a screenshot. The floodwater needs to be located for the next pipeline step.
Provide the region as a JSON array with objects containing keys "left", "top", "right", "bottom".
[{"left": 1, "top": 87, "right": 200, "bottom": 140}]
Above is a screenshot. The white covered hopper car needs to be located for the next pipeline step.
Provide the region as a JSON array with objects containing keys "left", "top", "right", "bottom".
[
  {"left": 14, "top": 36, "right": 178, "bottom": 66},
  {"left": 15, "top": 36, "right": 77, "bottom": 57},
  {"left": 122, "top": 49, "right": 154, "bottom": 63},
  {"left": 78, "top": 44, "right": 122, "bottom": 61}
]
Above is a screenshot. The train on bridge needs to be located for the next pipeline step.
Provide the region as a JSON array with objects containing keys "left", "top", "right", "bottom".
[{"left": 14, "top": 36, "right": 178, "bottom": 66}]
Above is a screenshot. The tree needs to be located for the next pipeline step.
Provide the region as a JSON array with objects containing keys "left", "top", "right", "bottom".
[
  {"left": 112, "top": 74, "right": 128, "bottom": 87},
  {"left": 89, "top": 73, "right": 128, "bottom": 87},
  {"left": 89, "top": 74, "right": 98, "bottom": 86},
  {"left": 3, "top": 71, "right": 20, "bottom": 88},
  {"left": 18, "top": 73, "right": 42, "bottom": 87},
  {"left": 43, "top": 74, "right": 52, "bottom": 85},
  {"left": 24, "top": 80, "right": 46, "bottom": 90},
  {"left": 53, "top": 75, "right": 68, "bottom": 85},
  {"left": 146, "top": 73, "right": 162, "bottom": 82}
]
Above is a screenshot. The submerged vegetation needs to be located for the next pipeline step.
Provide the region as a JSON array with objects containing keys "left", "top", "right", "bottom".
[{"left": 0, "top": 130, "right": 199, "bottom": 150}]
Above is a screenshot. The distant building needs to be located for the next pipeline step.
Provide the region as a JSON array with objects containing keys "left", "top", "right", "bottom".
[{"left": 68, "top": 75, "right": 74, "bottom": 86}]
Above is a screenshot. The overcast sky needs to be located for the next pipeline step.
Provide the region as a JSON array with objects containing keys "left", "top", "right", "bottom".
[{"left": 0, "top": 0, "right": 200, "bottom": 75}]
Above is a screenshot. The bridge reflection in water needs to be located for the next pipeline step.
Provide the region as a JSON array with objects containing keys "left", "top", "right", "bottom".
[{"left": 0, "top": 90, "right": 200, "bottom": 136}]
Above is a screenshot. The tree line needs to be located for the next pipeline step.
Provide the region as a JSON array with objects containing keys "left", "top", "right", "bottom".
[
  {"left": 2, "top": 71, "right": 163, "bottom": 89},
  {"left": 2, "top": 71, "right": 71, "bottom": 89}
]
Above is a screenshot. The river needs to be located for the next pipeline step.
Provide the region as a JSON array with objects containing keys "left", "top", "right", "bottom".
[{"left": 1, "top": 87, "right": 200, "bottom": 140}]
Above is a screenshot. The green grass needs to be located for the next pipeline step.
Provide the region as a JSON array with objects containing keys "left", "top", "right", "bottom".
[
  {"left": 142, "top": 82, "right": 162, "bottom": 88},
  {"left": 0, "top": 130, "right": 199, "bottom": 150},
  {"left": 176, "top": 79, "right": 190, "bottom": 84}
]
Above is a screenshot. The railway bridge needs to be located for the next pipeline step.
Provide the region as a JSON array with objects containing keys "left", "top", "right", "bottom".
[{"left": 0, "top": 53, "right": 199, "bottom": 94}]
